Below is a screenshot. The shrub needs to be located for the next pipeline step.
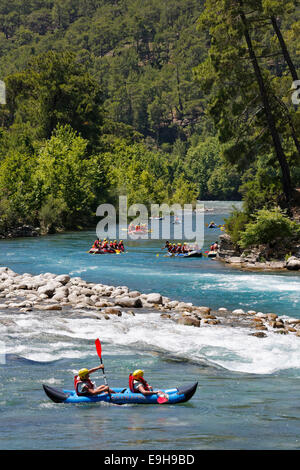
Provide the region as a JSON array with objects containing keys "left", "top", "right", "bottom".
[
  {"left": 224, "top": 208, "right": 250, "bottom": 245},
  {"left": 238, "top": 208, "right": 300, "bottom": 249}
]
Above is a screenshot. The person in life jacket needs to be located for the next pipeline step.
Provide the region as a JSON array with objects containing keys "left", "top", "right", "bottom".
[
  {"left": 102, "top": 239, "right": 108, "bottom": 251},
  {"left": 74, "top": 365, "right": 115, "bottom": 396},
  {"left": 182, "top": 243, "right": 189, "bottom": 253},
  {"left": 176, "top": 243, "right": 182, "bottom": 253},
  {"left": 210, "top": 241, "right": 218, "bottom": 251},
  {"left": 208, "top": 221, "right": 217, "bottom": 228},
  {"left": 118, "top": 240, "right": 124, "bottom": 252},
  {"left": 89, "top": 238, "right": 100, "bottom": 253},
  {"left": 170, "top": 243, "right": 177, "bottom": 253},
  {"left": 163, "top": 241, "right": 170, "bottom": 251},
  {"left": 128, "top": 369, "right": 161, "bottom": 396}
]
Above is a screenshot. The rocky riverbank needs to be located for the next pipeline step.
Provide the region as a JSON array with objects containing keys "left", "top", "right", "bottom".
[
  {"left": 216, "top": 233, "right": 300, "bottom": 271},
  {"left": 0, "top": 225, "right": 40, "bottom": 239},
  {"left": 1, "top": 266, "right": 299, "bottom": 339}
]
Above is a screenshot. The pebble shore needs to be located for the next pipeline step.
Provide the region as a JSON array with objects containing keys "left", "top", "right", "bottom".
[{"left": 1, "top": 266, "right": 300, "bottom": 339}]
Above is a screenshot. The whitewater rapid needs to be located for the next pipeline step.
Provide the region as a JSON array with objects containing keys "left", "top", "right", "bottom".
[{"left": 2, "top": 305, "right": 300, "bottom": 376}]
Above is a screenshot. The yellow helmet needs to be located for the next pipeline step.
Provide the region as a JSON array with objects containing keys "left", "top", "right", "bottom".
[
  {"left": 132, "top": 369, "right": 144, "bottom": 378},
  {"left": 78, "top": 368, "right": 89, "bottom": 379}
]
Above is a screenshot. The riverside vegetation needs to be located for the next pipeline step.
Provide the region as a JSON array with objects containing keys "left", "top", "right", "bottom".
[{"left": 0, "top": 0, "right": 299, "bottom": 257}]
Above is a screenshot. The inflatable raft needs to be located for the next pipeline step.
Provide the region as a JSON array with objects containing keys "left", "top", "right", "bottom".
[
  {"left": 89, "top": 249, "right": 121, "bottom": 254},
  {"left": 167, "top": 251, "right": 202, "bottom": 258},
  {"left": 43, "top": 382, "right": 198, "bottom": 405}
]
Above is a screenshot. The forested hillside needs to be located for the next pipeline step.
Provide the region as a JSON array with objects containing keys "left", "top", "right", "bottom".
[{"left": 0, "top": 0, "right": 299, "bottom": 236}]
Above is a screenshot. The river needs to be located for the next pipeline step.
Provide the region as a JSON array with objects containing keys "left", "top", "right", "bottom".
[{"left": 0, "top": 201, "right": 300, "bottom": 450}]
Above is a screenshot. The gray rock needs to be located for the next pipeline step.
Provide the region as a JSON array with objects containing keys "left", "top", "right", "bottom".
[
  {"left": 115, "top": 296, "right": 143, "bottom": 308},
  {"left": 55, "top": 274, "right": 71, "bottom": 285},
  {"left": 286, "top": 256, "right": 300, "bottom": 271},
  {"left": 145, "top": 293, "right": 163, "bottom": 304},
  {"left": 37, "top": 282, "right": 62, "bottom": 298}
]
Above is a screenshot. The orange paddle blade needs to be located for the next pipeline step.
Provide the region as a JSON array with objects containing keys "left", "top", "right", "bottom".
[{"left": 95, "top": 338, "right": 102, "bottom": 358}]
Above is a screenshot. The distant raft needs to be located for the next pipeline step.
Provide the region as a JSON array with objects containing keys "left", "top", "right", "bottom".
[
  {"left": 89, "top": 248, "right": 121, "bottom": 254},
  {"left": 167, "top": 250, "right": 202, "bottom": 258},
  {"left": 43, "top": 382, "right": 198, "bottom": 405}
]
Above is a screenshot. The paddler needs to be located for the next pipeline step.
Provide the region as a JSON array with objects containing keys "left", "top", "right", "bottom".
[
  {"left": 176, "top": 243, "right": 182, "bottom": 253},
  {"left": 129, "top": 370, "right": 161, "bottom": 396},
  {"left": 163, "top": 241, "right": 170, "bottom": 250},
  {"left": 182, "top": 243, "right": 189, "bottom": 253},
  {"left": 89, "top": 238, "right": 100, "bottom": 253},
  {"left": 170, "top": 243, "right": 177, "bottom": 253},
  {"left": 210, "top": 241, "right": 218, "bottom": 251},
  {"left": 74, "top": 366, "right": 116, "bottom": 396},
  {"left": 102, "top": 239, "right": 108, "bottom": 251},
  {"left": 117, "top": 240, "right": 124, "bottom": 252},
  {"left": 208, "top": 221, "right": 217, "bottom": 228}
]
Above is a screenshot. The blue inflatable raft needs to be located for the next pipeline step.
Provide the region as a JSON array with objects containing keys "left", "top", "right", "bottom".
[{"left": 43, "top": 382, "right": 198, "bottom": 405}]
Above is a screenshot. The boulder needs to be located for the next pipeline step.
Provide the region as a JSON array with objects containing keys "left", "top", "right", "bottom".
[
  {"left": 128, "top": 291, "right": 141, "bottom": 298},
  {"left": 286, "top": 257, "right": 300, "bottom": 271},
  {"left": 251, "top": 332, "right": 267, "bottom": 338},
  {"left": 145, "top": 293, "right": 163, "bottom": 304},
  {"left": 102, "top": 307, "right": 122, "bottom": 316},
  {"left": 55, "top": 274, "right": 70, "bottom": 285},
  {"left": 177, "top": 316, "right": 200, "bottom": 327},
  {"left": 37, "top": 282, "right": 61, "bottom": 298},
  {"left": 226, "top": 257, "right": 243, "bottom": 265},
  {"left": 218, "top": 233, "right": 241, "bottom": 258},
  {"left": 194, "top": 306, "right": 211, "bottom": 316},
  {"left": 166, "top": 300, "right": 179, "bottom": 309},
  {"left": 115, "top": 297, "right": 143, "bottom": 308}
]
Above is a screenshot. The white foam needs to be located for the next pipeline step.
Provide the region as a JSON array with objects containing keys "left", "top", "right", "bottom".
[{"left": 4, "top": 310, "right": 300, "bottom": 374}]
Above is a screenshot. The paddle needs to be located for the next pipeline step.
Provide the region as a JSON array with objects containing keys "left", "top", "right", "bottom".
[
  {"left": 157, "top": 392, "right": 169, "bottom": 404},
  {"left": 95, "top": 338, "right": 111, "bottom": 398}
]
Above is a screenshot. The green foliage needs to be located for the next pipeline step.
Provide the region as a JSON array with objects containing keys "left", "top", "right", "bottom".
[
  {"left": 238, "top": 208, "right": 300, "bottom": 248},
  {"left": 3, "top": 51, "right": 104, "bottom": 143},
  {"left": 195, "top": 0, "right": 300, "bottom": 208},
  {"left": 39, "top": 195, "right": 67, "bottom": 233},
  {"left": 103, "top": 139, "right": 198, "bottom": 209},
  {"left": 1, "top": 0, "right": 299, "bottom": 237},
  {"left": 179, "top": 137, "right": 241, "bottom": 200},
  {"left": 224, "top": 208, "right": 250, "bottom": 246},
  {"left": 34, "top": 124, "right": 106, "bottom": 227}
]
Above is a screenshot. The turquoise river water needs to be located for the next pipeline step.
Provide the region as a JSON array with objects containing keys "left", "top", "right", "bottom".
[{"left": 0, "top": 202, "right": 300, "bottom": 451}]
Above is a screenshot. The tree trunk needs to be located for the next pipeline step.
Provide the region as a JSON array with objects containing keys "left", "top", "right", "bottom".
[
  {"left": 238, "top": 7, "right": 292, "bottom": 203},
  {"left": 271, "top": 15, "right": 300, "bottom": 156},
  {"left": 271, "top": 15, "right": 298, "bottom": 82}
]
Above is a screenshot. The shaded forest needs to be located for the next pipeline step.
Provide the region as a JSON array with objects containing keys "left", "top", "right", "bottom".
[{"left": 0, "top": 0, "right": 299, "bottom": 237}]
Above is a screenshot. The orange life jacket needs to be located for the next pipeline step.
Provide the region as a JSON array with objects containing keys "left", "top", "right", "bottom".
[
  {"left": 128, "top": 374, "right": 151, "bottom": 393},
  {"left": 74, "top": 375, "right": 94, "bottom": 396}
]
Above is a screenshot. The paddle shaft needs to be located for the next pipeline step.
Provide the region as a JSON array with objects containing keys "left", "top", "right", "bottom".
[{"left": 99, "top": 356, "right": 108, "bottom": 386}]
